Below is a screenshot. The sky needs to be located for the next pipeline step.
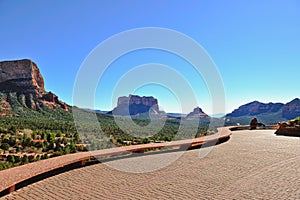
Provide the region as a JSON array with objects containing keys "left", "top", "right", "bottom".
[{"left": 0, "top": 0, "right": 299, "bottom": 114}]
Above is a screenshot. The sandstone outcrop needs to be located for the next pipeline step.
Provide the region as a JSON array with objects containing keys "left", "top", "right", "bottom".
[
  {"left": 0, "top": 59, "right": 68, "bottom": 115},
  {"left": 42, "top": 92, "right": 68, "bottom": 110},
  {"left": 185, "top": 107, "right": 209, "bottom": 119},
  {"left": 0, "top": 59, "right": 44, "bottom": 95},
  {"left": 117, "top": 95, "right": 159, "bottom": 110},
  {"left": 110, "top": 95, "right": 159, "bottom": 116}
]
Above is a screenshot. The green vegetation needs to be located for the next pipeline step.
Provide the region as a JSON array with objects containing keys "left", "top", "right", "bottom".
[
  {"left": 277, "top": 116, "right": 300, "bottom": 128},
  {"left": 73, "top": 109, "right": 217, "bottom": 150},
  {"left": 0, "top": 116, "right": 82, "bottom": 170},
  {"left": 0, "top": 107, "right": 219, "bottom": 170},
  {"left": 0, "top": 92, "right": 74, "bottom": 121}
]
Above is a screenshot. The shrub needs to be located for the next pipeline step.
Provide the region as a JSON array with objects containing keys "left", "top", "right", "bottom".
[
  {"left": 14, "top": 155, "right": 21, "bottom": 163},
  {"left": 1, "top": 143, "right": 10, "bottom": 152},
  {"left": 7, "top": 155, "right": 15, "bottom": 163},
  {"left": 41, "top": 154, "right": 49, "bottom": 160},
  {"left": 64, "top": 146, "right": 70, "bottom": 154},
  {"left": 51, "top": 151, "right": 63, "bottom": 157},
  {"left": 22, "top": 155, "right": 29, "bottom": 164},
  {"left": 0, "top": 162, "right": 13, "bottom": 171},
  {"left": 28, "top": 155, "right": 35, "bottom": 162}
]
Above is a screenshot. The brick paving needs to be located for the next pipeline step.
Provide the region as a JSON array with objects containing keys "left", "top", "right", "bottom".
[
  {"left": 2, "top": 129, "right": 300, "bottom": 199},
  {"left": 0, "top": 127, "right": 231, "bottom": 193}
]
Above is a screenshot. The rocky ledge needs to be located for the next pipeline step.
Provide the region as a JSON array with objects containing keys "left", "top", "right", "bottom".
[
  {"left": 110, "top": 95, "right": 159, "bottom": 116},
  {"left": 0, "top": 59, "right": 68, "bottom": 115},
  {"left": 0, "top": 59, "right": 44, "bottom": 95}
]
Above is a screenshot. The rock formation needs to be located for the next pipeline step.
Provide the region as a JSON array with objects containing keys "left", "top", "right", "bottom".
[
  {"left": 110, "top": 95, "right": 159, "bottom": 116},
  {"left": 0, "top": 59, "right": 44, "bottom": 95},
  {"left": 185, "top": 107, "right": 209, "bottom": 119},
  {"left": 0, "top": 59, "right": 68, "bottom": 115},
  {"left": 41, "top": 91, "right": 68, "bottom": 110}
]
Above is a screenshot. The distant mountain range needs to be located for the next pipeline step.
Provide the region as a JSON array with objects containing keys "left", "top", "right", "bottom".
[
  {"left": 166, "top": 113, "right": 187, "bottom": 118},
  {"left": 225, "top": 98, "right": 300, "bottom": 125},
  {"left": 83, "top": 108, "right": 109, "bottom": 114}
]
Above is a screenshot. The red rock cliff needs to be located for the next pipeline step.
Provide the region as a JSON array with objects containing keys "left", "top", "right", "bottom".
[
  {"left": 0, "top": 59, "right": 45, "bottom": 95},
  {"left": 117, "top": 95, "right": 159, "bottom": 111},
  {"left": 112, "top": 95, "right": 159, "bottom": 116},
  {"left": 0, "top": 59, "right": 68, "bottom": 113}
]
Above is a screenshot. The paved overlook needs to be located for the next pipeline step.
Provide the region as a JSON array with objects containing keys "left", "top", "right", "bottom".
[{"left": 2, "top": 130, "right": 300, "bottom": 199}]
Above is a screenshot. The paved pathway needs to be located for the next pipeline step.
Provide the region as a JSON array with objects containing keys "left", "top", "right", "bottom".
[
  {"left": 0, "top": 127, "right": 230, "bottom": 193},
  {"left": 2, "top": 130, "right": 300, "bottom": 199}
]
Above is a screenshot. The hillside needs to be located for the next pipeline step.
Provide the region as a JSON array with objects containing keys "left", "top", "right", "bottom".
[{"left": 225, "top": 98, "right": 300, "bottom": 125}]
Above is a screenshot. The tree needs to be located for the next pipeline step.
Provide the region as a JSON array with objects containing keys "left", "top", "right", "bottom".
[
  {"left": 35, "top": 142, "right": 44, "bottom": 149},
  {"left": 8, "top": 137, "right": 16, "bottom": 146},
  {"left": 64, "top": 146, "right": 70, "bottom": 154},
  {"left": 28, "top": 155, "right": 35, "bottom": 162},
  {"left": 8, "top": 125, "right": 16, "bottom": 134},
  {"left": 16, "top": 146, "right": 21, "bottom": 153},
  {"left": 22, "top": 138, "right": 32, "bottom": 147},
  {"left": 2, "top": 137, "right": 9, "bottom": 144},
  {"left": 32, "top": 132, "right": 37, "bottom": 139},
  {"left": 1, "top": 143, "right": 10, "bottom": 153},
  {"left": 35, "top": 155, "right": 41, "bottom": 161},
  {"left": 70, "top": 142, "right": 76, "bottom": 153},
  {"left": 14, "top": 155, "right": 21, "bottom": 163},
  {"left": 56, "top": 131, "right": 62, "bottom": 137},
  {"left": 41, "top": 154, "right": 49, "bottom": 159},
  {"left": 54, "top": 141, "right": 62, "bottom": 152},
  {"left": 41, "top": 132, "right": 47, "bottom": 140},
  {"left": 22, "top": 155, "right": 29, "bottom": 164},
  {"left": 7, "top": 155, "right": 15, "bottom": 163},
  {"left": 143, "top": 137, "right": 150, "bottom": 144},
  {"left": 74, "top": 133, "right": 80, "bottom": 142},
  {"left": 47, "top": 133, "right": 55, "bottom": 143}
]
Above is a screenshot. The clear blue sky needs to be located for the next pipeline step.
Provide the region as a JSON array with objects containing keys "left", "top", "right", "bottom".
[{"left": 0, "top": 0, "right": 299, "bottom": 114}]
